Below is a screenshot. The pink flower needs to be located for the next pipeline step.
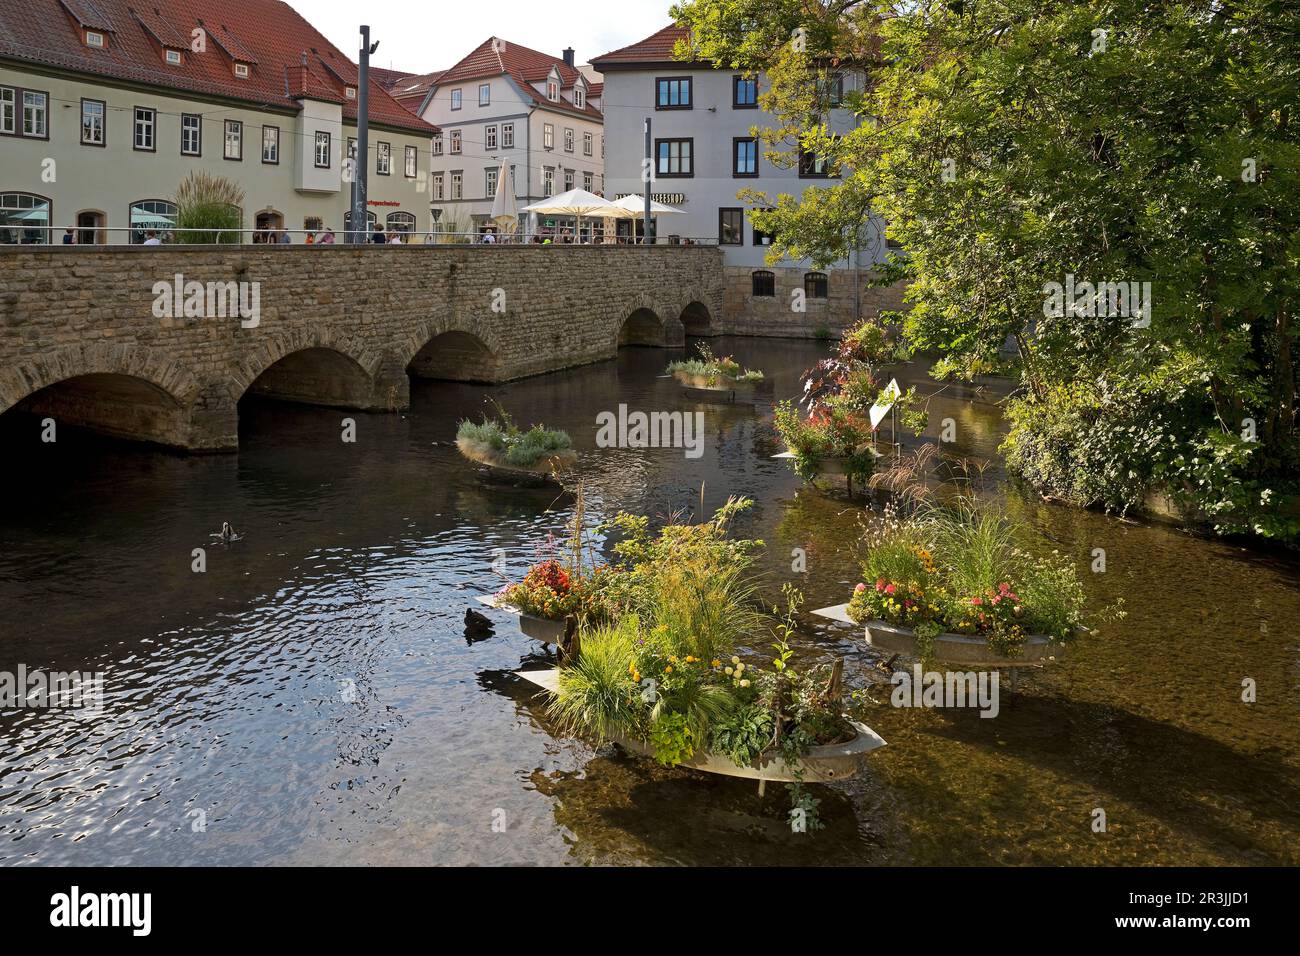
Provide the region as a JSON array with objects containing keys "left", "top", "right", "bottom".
[
  {"left": 971, "top": 596, "right": 983, "bottom": 606},
  {"left": 875, "top": 578, "right": 886, "bottom": 591},
  {"left": 855, "top": 583, "right": 867, "bottom": 594},
  {"left": 884, "top": 583, "right": 896, "bottom": 596}
]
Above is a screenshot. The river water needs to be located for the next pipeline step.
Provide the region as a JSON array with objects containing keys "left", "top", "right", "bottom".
[{"left": 1, "top": 337, "right": 1296, "bottom": 866}]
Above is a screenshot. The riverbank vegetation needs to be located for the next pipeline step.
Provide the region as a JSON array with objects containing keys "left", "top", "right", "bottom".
[{"left": 672, "top": 0, "right": 1300, "bottom": 544}]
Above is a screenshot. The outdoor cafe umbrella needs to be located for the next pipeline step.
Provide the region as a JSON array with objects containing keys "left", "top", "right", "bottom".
[
  {"left": 521, "top": 188, "right": 633, "bottom": 241},
  {"left": 489, "top": 164, "right": 518, "bottom": 238},
  {"left": 608, "top": 194, "right": 686, "bottom": 218}
]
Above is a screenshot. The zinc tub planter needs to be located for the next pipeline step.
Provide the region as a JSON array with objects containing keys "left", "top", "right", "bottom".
[
  {"left": 516, "top": 668, "right": 886, "bottom": 784},
  {"left": 811, "top": 603, "right": 1060, "bottom": 668},
  {"left": 475, "top": 595, "right": 567, "bottom": 644}
]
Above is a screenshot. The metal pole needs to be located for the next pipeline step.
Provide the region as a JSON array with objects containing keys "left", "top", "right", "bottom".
[
  {"left": 643, "top": 117, "right": 652, "bottom": 245},
  {"left": 351, "top": 25, "right": 373, "bottom": 244}
]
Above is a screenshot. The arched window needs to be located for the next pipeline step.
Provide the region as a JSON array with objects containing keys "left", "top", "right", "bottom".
[
  {"left": 387, "top": 211, "right": 417, "bottom": 235},
  {"left": 804, "top": 271, "right": 828, "bottom": 300},
  {"left": 1, "top": 192, "right": 51, "bottom": 244},
  {"left": 129, "top": 199, "right": 177, "bottom": 243},
  {"left": 751, "top": 270, "right": 775, "bottom": 298}
]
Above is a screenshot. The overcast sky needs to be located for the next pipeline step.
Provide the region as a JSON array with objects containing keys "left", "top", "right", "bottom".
[{"left": 286, "top": 0, "right": 673, "bottom": 76}]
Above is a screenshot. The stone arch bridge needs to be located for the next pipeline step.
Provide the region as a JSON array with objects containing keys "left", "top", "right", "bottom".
[{"left": 0, "top": 245, "right": 724, "bottom": 451}]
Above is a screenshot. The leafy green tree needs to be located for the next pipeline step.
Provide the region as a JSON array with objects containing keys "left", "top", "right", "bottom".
[{"left": 673, "top": 0, "right": 1300, "bottom": 537}]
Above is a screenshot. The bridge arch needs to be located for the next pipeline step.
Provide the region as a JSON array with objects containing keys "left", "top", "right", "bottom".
[
  {"left": 234, "top": 331, "right": 388, "bottom": 410},
  {"left": 613, "top": 294, "right": 683, "bottom": 348},
  {"left": 402, "top": 320, "right": 503, "bottom": 383},
  {"left": 0, "top": 343, "right": 200, "bottom": 447}
]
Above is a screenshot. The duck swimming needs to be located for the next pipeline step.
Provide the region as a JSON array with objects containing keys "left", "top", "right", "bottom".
[{"left": 210, "top": 521, "right": 244, "bottom": 543}]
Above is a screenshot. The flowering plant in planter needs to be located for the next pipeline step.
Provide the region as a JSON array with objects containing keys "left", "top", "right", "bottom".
[
  {"left": 456, "top": 402, "right": 575, "bottom": 473},
  {"left": 666, "top": 342, "right": 764, "bottom": 386},
  {"left": 846, "top": 500, "right": 1113, "bottom": 656},
  {"left": 774, "top": 398, "right": 877, "bottom": 483}
]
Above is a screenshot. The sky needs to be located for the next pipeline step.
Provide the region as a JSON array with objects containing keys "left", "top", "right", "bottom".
[{"left": 285, "top": 0, "right": 674, "bottom": 76}]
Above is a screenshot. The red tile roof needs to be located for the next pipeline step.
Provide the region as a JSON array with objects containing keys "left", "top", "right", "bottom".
[
  {"left": 0, "top": 0, "right": 436, "bottom": 134},
  {"left": 434, "top": 37, "right": 602, "bottom": 121},
  {"left": 592, "top": 24, "right": 693, "bottom": 70},
  {"left": 389, "top": 70, "right": 446, "bottom": 111}
]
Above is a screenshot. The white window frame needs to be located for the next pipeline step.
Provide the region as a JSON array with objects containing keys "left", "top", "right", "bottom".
[
  {"left": 234, "top": 63, "right": 249, "bottom": 78},
  {"left": 404, "top": 145, "right": 417, "bottom": 178},
  {"left": 314, "top": 130, "right": 331, "bottom": 168},
  {"left": 165, "top": 49, "right": 182, "bottom": 65},
  {"left": 23, "top": 91, "right": 47, "bottom": 137},
  {"left": 583, "top": 131, "right": 592, "bottom": 156},
  {"left": 181, "top": 114, "right": 201, "bottom": 155},
  {"left": 564, "top": 128, "right": 573, "bottom": 153},
  {"left": 543, "top": 124, "right": 553, "bottom": 150},
  {"left": 450, "top": 171, "right": 463, "bottom": 200},
  {"left": 261, "top": 125, "right": 279, "bottom": 164},
  {"left": 376, "top": 141, "right": 391, "bottom": 175},
  {"left": 574, "top": 88, "right": 585, "bottom": 109},
  {"left": 86, "top": 31, "right": 104, "bottom": 48},
  {"left": 449, "top": 130, "right": 461, "bottom": 154},
  {"left": 81, "top": 99, "right": 105, "bottom": 145},
  {"left": 432, "top": 172, "right": 444, "bottom": 202},
  {"left": 133, "top": 107, "right": 156, "bottom": 151},
  {"left": 486, "top": 167, "right": 498, "bottom": 198},
  {"left": 485, "top": 125, "right": 497, "bottom": 150},
  {"left": 0, "top": 88, "right": 14, "bottom": 134},
  {"left": 432, "top": 132, "right": 443, "bottom": 155},
  {"left": 450, "top": 88, "right": 462, "bottom": 110},
  {"left": 501, "top": 122, "right": 514, "bottom": 148},
  {"left": 224, "top": 120, "right": 243, "bottom": 160}
]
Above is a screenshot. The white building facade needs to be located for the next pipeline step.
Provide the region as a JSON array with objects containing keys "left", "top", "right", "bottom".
[
  {"left": 417, "top": 39, "right": 605, "bottom": 236},
  {"left": 593, "top": 25, "right": 903, "bottom": 336},
  {"left": 0, "top": 0, "right": 436, "bottom": 245}
]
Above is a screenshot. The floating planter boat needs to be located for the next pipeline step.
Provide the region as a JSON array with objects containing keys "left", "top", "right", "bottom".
[
  {"left": 666, "top": 348, "right": 765, "bottom": 405},
  {"left": 812, "top": 603, "right": 1059, "bottom": 667},
  {"left": 455, "top": 414, "right": 576, "bottom": 487},
  {"left": 475, "top": 594, "right": 567, "bottom": 644},
  {"left": 516, "top": 667, "right": 886, "bottom": 785}
]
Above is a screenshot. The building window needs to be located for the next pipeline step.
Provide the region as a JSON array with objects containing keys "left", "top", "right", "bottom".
[
  {"left": 484, "top": 125, "right": 497, "bottom": 150},
  {"left": 0, "top": 192, "right": 51, "bottom": 243},
  {"left": 387, "top": 211, "right": 416, "bottom": 235},
  {"left": 165, "top": 49, "right": 182, "bottom": 65},
  {"left": 81, "top": 99, "right": 105, "bottom": 146},
  {"left": 564, "top": 169, "right": 574, "bottom": 192},
  {"left": 478, "top": 83, "right": 490, "bottom": 107},
  {"left": 734, "top": 75, "right": 758, "bottom": 108},
  {"left": 234, "top": 63, "right": 249, "bottom": 78},
  {"left": 432, "top": 172, "right": 444, "bottom": 201},
  {"left": 486, "top": 167, "right": 498, "bottom": 198},
  {"left": 347, "top": 137, "right": 357, "bottom": 162},
  {"left": 546, "top": 80, "right": 558, "bottom": 102},
  {"left": 345, "top": 87, "right": 356, "bottom": 99},
  {"left": 377, "top": 142, "right": 391, "bottom": 175},
  {"left": 0, "top": 88, "right": 13, "bottom": 134},
  {"left": 21, "top": 91, "right": 47, "bottom": 138},
  {"left": 432, "top": 132, "right": 443, "bottom": 155},
  {"left": 719, "top": 207, "right": 743, "bottom": 245},
  {"left": 543, "top": 124, "right": 554, "bottom": 150},
  {"left": 822, "top": 73, "right": 845, "bottom": 107},
  {"left": 450, "top": 171, "right": 463, "bottom": 200},
  {"left": 805, "top": 271, "right": 828, "bottom": 299},
  {"left": 733, "top": 137, "right": 758, "bottom": 177},
  {"left": 450, "top": 130, "right": 461, "bottom": 154},
  {"left": 655, "top": 138, "right": 693, "bottom": 177},
  {"left": 583, "top": 131, "right": 592, "bottom": 156},
  {"left": 225, "top": 120, "right": 243, "bottom": 160},
  {"left": 314, "top": 131, "right": 331, "bottom": 168},
  {"left": 133, "top": 107, "right": 156, "bottom": 151},
  {"left": 128, "top": 199, "right": 176, "bottom": 243},
  {"left": 751, "top": 270, "right": 775, "bottom": 297},
  {"left": 304, "top": 216, "right": 324, "bottom": 232},
  {"left": 405, "top": 145, "right": 417, "bottom": 178},
  {"left": 753, "top": 219, "right": 776, "bottom": 246},
  {"left": 574, "top": 88, "right": 585, "bottom": 109},
  {"left": 502, "top": 123, "right": 514, "bottom": 148},
  {"left": 656, "top": 76, "right": 692, "bottom": 109},
  {"left": 181, "top": 114, "right": 201, "bottom": 155},
  {"left": 564, "top": 128, "right": 573, "bottom": 153},
  {"left": 261, "top": 125, "right": 278, "bottom": 164},
  {"left": 583, "top": 171, "right": 593, "bottom": 191},
  {"left": 543, "top": 167, "right": 554, "bottom": 195},
  {"left": 451, "top": 88, "right": 462, "bottom": 110},
  {"left": 799, "top": 146, "right": 830, "bottom": 178},
  {"left": 86, "top": 31, "right": 105, "bottom": 48}
]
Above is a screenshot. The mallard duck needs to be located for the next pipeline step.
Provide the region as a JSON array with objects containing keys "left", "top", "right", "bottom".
[{"left": 464, "top": 607, "right": 495, "bottom": 639}]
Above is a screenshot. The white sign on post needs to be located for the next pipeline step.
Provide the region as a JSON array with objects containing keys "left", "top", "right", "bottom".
[{"left": 870, "top": 378, "right": 902, "bottom": 431}]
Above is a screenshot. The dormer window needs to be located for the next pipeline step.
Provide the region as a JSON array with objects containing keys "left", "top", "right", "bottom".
[
  {"left": 234, "top": 63, "right": 250, "bottom": 78},
  {"left": 165, "top": 49, "right": 182, "bottom": 65},
  {"left": 574, "top": 87, "right": 585, "bottom": 109},
  {"left": 86, "top": 31, "right": 105, "bottom": 48},
  {"left": 345, "top": 87, "right": 356, "bottom": 99},
  {"left": 547, "top": 80, "right": 558, "bottom": 102}
]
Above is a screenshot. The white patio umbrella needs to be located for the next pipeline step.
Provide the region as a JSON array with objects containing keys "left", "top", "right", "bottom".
[
  {"left": 608, "top": 194, "right": 686, "bottom": 218},
  {"left": 521, "top": 188, "right": 633, "bottom": 242},
  {"left": 489, "top": 164, "right": 518, "bottom": 238}
]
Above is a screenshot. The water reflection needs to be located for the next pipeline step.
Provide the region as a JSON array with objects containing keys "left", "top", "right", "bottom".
[{"left": 0, "top": 337, "right": 1296, "bottom": 866}]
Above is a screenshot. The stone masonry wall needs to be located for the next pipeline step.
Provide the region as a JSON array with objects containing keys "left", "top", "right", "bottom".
[
  {"left": 722, "top": 266, "right": 909, "bottom": 338},
  {"left": 0, "top": 245, "right": 725, "bottom": 451}
]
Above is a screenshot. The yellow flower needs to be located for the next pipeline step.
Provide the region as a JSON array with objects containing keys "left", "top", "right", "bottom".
[
  {"left": 664, "top": 665, "right": 673, "bottom": 674},
  {"left": 685, "top": 655, "right": 697, "bottom": 663},
  {"left": 711, "top": 659, "right": 721, "bottom": 668}
]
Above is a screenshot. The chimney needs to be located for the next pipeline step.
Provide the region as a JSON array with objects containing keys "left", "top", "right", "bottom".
[{"left": 563, "top": 47, "right": 575, "bottom": 68}]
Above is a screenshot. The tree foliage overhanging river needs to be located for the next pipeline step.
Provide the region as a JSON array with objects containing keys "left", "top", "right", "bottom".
[{"left": 0, "top": 337, "right": 1296, "bottom": 866}]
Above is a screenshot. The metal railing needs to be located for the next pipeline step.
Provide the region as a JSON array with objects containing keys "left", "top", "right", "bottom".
[{"left": 0, "top": 225, "right": 721, "bottom": 247}]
